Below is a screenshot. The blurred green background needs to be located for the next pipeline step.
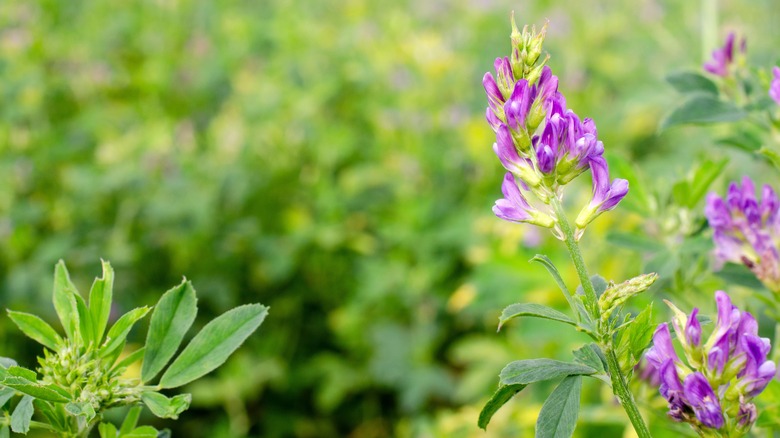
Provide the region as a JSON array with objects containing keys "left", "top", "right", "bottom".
[{"left": 1, "top": 0, "right": 779, "bottom": 436}]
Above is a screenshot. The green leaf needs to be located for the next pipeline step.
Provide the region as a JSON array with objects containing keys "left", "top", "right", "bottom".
[
  {"left": 616, "top": 304, "right": 655, "bottom": 373},
  {"left": 0, "top": 387, "right": 15, "bottom": 409},
  {"left": 142, "top": 280, "right": 198, "bottom": 383},
  {"left": 53, "top": 260, "right": 81, "bottom": 343},
  {"left": 718, "top": 128, "right": 763, "bottom": 152},
  {"left": 66, "top": 401, "right": 97, "bottom": 424},
  {"left": 572, "top": 344, "right": 606, "bottom": 374},
  {"left": 477, "top": 384, "right": 526, "bottom": 430},
  {"left": 159, "top": 304, "right": 268, "bottom": 388},
  {"left": 665, "top": 71, "right": 719, "bottom": 96},
  {"left": 758, "top": 147, "right": 780, "bottom": 172},
  {"left": 90, "top": 260, "right": 115, "bottom": 344},
  {"left": 529, "top": 255, "right": 587, "bottom": 323},
  {"left": 8, "top": 366, "right": 36, "bottom": 381},
  {"left": 498, "top": 303, "right": 575, "bottom": 331},
  {"left": 499, "top": 359, "right": 596, "bottom": 386},
  {"left": 575, "top": 275, "right": 608, "bottom": 298},
  {"left": 606, "top": 232, "right": 665, "bottom": 252},
  {"left": 715, "top": 263, "right": 766, "bottom": 290},
  {"left": 121, "top": 426, "right": 158, "bottom": 438},
  {"left": 1, "top": 376, "right": 70, "bottom": 402},
  {"left": 119, "top": 406, "right": 142, "bottom": 435},
  {"left": 661, "top": 95, "right": 746, "bottom": 130},
  {"left": 10, "top": 395, "right": 34, "bottom": 434},
  {"left": 0, "top": 358, "right": 16, "bottom": 369},
  {"left": 535, "top": 375, "right": 582, "bottom": 438},
  {"left": 687, "top": 159, "right": 728, "bottom": 208},
  {"left": 0, "top": 425, "right": 8, "bottom": 438},
  {"left": 100, "top": 307, "right": 151, "bottom": 358},
  {"left": 141, "top": 392, "right": 192, "bottom": 419},
  {"left": 99, "top": 422, "right": 118, "bottom": 438},
  {"left": 6, "top": 310, "right": 63, "bottom": 352},
  {"left": 76, "top": 293, "right": 94, "bottom": 348}
]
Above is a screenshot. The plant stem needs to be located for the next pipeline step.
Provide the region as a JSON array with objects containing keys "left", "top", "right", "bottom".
[
  {"left": 604, "top": 347, "right": 653, "bottom": 438},
  {"left": 551, "top": 197, "right": 652, "bottom": 438},
  {"left": 551, "top": 198, "right": 598, "bottom": 319}
]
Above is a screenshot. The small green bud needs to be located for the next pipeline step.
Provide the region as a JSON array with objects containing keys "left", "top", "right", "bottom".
[
  {"left": 526, "top": 21, "right": 549, "bottom": 67},
  {"left": 598, "top": 273, "right": 658, "bottom": 323}
]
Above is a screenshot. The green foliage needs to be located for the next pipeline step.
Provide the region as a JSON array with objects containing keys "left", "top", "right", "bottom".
[
  {"left": 159, "top": 304, "right": 268, "bottom": 389},
  {"left": 477, "top": 383, "right": 526, "bottom": 430},
  {"left": 497, "top": 303, "right": 576, "bottom": 331},
  {"left": 1, "top": 0, "right": 777, "bottom": 435},
  {"left": 535, "top": 376, "right": 582, "bottom": 438},
  {"left": 499, "top": 359, "right": 596, "bottom": 386},
  {"left": 0, "top": 261, "right": 265, "bottom": 437},
  {"left": 142, "top": 281, "right": 197, "bottom": 383},
  {"left": 661, "top": 96, "right": 746, "bottom": 130}
]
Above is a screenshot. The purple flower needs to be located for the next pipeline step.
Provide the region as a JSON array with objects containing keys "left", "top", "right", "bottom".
[
  {"left": 493, "top": 124, "right": 540, "bottom": 186},
  {"left": 492, "top": 173, "right": 554, "bottom": 227},
  {"left": 704, "top": 33, "right": 745, "bottom": 77},
  {"left": 651, "top": 291, "right": 775, "bottom": 435},
  {"left": 574, "top": 157, "right": 629, "bottom": 228},
  {"left": 504, "top": 79, "right": 533, "bottom": 132},
  {"left": 685, "top": 308, "right": 702, "bottom": 347},
  {"left": 770, "top": 66, "right": 780, "bottom": 105},
  {"left": 683, "top": 373, "right": 725, "bottom": 429},
  {"left": 485, "top": 20, "right": 626, "bottom": 236},
  {"left": 705, "top": 177, "right": 780, "bottom": 292},
  {"left": 645, "top": 324, "right": 680, "bottom": 369}
]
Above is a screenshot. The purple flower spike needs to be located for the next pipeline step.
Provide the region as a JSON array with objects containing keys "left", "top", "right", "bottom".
[
  {"left": 683, "top": 373, "right": 725, "bottom": 429},
  {"left": 484, "top": 20, "right": 625, "bottom": 236},
  {"left": 704, "top": 32, "right": 736, "bottom": 77},
  {"left": 706, "top": 177, "right": 780, "bottom": 292},
  {"left": 651, "top": 291, "right": 774, "bottom": 435},
  {"left": 492, "top": 173, "right": 553, "bottom": 227},
  {"left": 770, "top": 66, "right": 780, "bottom": 105}
]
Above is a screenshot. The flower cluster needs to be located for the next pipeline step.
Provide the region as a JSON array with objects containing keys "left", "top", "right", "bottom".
[
  {"left": 483, "top": 18, "right": 627, "bottom": 237},
  {"left": 705, "top": 177, "right": 780, "bottom": 292},
  {"left": 770, "top": 66, "right": 780, "bottom": 105},
  {"left": 703, "top": 32, "right": 746, "bottom": 77},
  {"left": 645, "top": 291, "right": 775, "bottom": 435}
]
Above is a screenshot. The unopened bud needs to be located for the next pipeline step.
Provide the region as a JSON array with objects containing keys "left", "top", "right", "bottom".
[{"left": 598, "top": 273, "right": 658, "bottom": 322}]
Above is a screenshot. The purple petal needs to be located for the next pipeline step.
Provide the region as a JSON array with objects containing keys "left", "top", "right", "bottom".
[
  {"left": 597, "top": 178, "right": 629, "bottom": 212},
  {"left": 705, "top": 193, "right": 731, "bottom": 229},
  {"left": 686, "top": 308, "right": 701, "bottom": 347},
  {"left": 645, "top": 324, "right": 679, "bottom": 369},
  {"left": 483, "top": 72, "right": 503, "bottom": 110},
  {"left": 683, "top": 373, "right": 725, "bottom": 429}
]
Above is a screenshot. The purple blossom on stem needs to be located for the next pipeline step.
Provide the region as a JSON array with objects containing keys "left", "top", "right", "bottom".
[
  {"left": 574, "top": 156, "right": 629, "bottom": 228},
  {"left": 705, "top": 177, "right": 780, "bottom": 292},
  {"left": 770, "top": 66, "right": 780, "bottom": 105},
  {"left": 492, "top": 173, "right": 554, "bottom": 227},
  {"left": 484, "top": 20, "right": 627, "bottom": 237},
  {"left": 704, "top": 32, "right": 745, "bottom": 77},
  {"left": 683, "top": 373, "right": 725, "bottom": 429},
  {"left": 643, "top": 291, "right": 775, "bottom": 434}
]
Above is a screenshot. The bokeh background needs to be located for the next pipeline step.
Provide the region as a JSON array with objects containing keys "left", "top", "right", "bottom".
[{"left": 1, "top": 0, "right": 779, "bottom": 436}]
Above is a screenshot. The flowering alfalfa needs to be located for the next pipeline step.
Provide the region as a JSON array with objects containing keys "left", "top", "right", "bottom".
[
  {"left": 644, "top": 291, "right": 775, "bottom": 435},
  {"left": 482, "top": 18, "right": 627, "bottom": 238}
]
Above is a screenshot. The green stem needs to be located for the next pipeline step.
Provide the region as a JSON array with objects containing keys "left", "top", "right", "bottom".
[
  {"left": 605, "top": 348, "right": 652, "bottom": 438},
  {"left": 551, "top": 197, "right": 652, "bottom": 438},
  {"left": 551, "top": 198, "right": 598, "bottom": 319}
]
